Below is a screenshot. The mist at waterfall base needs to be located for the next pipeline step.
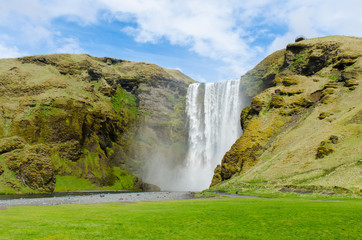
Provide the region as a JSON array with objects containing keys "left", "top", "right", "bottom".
[{"left": 144, "top": 79, "right": 244, "bottom": 191}]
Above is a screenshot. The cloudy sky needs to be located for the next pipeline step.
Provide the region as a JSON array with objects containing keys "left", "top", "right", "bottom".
[{"left": 1, "top": 0, "right": 361, "bottom": 82}]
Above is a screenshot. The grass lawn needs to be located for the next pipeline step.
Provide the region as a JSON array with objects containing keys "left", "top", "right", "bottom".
[{"left": 0, "top": 198, "right": 361, "bottom": 240}]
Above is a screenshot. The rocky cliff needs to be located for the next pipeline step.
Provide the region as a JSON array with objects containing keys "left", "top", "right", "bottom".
[
  {"left": 211, "top": 36, "right": 361, "bottom": 194},
  {"left": 0, "top": 54, "right": 194, "bottom": 194}
]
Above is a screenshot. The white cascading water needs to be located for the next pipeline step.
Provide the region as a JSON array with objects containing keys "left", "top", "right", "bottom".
[
  {"left": 181, "top": 79, "right": 243, "bottom": 190},
  {"left": 144, "top": 79, "right": 244, "bottom": 191}
]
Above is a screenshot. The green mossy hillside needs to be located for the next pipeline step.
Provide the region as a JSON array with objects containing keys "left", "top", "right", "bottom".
[
  {"left": 211, "top": 36, "right": 362, "bottom": 195},
  {"left": 0, "top": 54, "right": 193, "bottom": 194}
]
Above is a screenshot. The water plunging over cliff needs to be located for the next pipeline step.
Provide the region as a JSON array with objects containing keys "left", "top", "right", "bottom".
[
  {"left": 182, "top": 79, "right": 243, "bottom": 190},
  {"left": 143, "top": 79, "right": 243, "bottom": 191}
]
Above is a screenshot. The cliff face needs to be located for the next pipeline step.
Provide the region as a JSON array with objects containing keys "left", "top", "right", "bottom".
[
  {"left": 0, "top": 54, "right": 194, "bottom": 194},
  {"left": 211, "top": 36, "right": 361, "bottom": 193}
]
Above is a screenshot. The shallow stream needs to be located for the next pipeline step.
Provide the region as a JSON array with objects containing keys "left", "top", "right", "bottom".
[{"left": 0, "top": 191, "right": 195, "bottom": 207}]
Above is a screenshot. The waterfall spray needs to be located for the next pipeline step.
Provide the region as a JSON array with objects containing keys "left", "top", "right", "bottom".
[{"left": 143, "top": 79, "right": 244, "bottom": 191}]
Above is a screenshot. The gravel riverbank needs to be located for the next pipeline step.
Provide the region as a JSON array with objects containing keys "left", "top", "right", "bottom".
[{"left": 0, "top": 191, "right": 195, "bottom": 207}]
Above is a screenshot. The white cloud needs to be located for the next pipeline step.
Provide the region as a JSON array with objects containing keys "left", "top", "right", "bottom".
[
  {"left": 267, "top": 0, "right": 362, "bottom": 53},
  {"left": 0, "top": 43, "right": 23, "bottom": 59},
  {"left": 0, "top": 0, "right": 101, "bottom": 26},
  {"left": 100, "top": 0, "right": 362, "bottom": 78},
  {"left": 0, "top": 0, "right": 101, "bottom": 55},
  {"left": 101, "top": 0, "right": 257, "bottom": 77},
  {"left": 55, "top": 38, "right": 84, "bottom": 54},
  {"left": 0, "top": 0, "right": 361, "bottom": 79}
]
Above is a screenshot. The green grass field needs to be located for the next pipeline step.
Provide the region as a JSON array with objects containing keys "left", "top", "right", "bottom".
[{"left": 0, "top": 197, "right": 361, "bottom": 240}]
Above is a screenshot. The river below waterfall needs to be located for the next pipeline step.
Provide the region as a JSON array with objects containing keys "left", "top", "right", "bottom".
[
  {"left": 0, "top": 191, "right": 267, "bottom": 207},
  {"left": 0, "top": 191, "right": 195, "bottom": 207}
]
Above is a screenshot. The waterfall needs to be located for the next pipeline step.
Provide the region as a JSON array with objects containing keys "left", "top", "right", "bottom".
[
  {"left": 182, "top": 79, "right": 243, "bottom": 190},
  {"left": 143, "top": 79, "right": 244, "bottom": 191}
]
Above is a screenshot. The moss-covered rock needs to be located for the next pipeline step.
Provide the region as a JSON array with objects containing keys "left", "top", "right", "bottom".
[
  {"left": 316, "top": 145, "right": 335, "bottom": 159},
  {"left": 291, "top": 96, "right": 314, "bottom": 108},
  {"left": 270, "top": 95, "right": 285, "bottom": 108},
  {"left": 324, "top": 81, "right": 339, "bottom": 89},
  {"left": 345, "top": 79, "right": 359, "bottom": 88},
  {"left": 278, "top": 88, "right": 303, "bottom": 96},
  {"left": 2, "top": 142, "right": 55, "bottom": 193},
  {"left": 240, "top": 106, "right": 254, "bottom": 130},
  {"left": 140, "top": 182, "right": 161, "bottom": 191},
  {"left": 329, "top": 135, "right": 339, "bottom": 144},
  {"left": 0, "top": 136, "right": 26, "bottom": 154},
  {"left": 284, "top": 40, "right": 341, "bottom": 75},
  {"left": 239, "top": 49, "right": 285, "bottom": 99},
  {"left": 280, "top": 107, "right": 300, "bottom": 116},
  {"left": 211, "top": 165, "right": 222, "bottom": 187},
  {"left": 283, "top": 76, "right": 300, "bottom": 86},
  {"left": 318, "top": 112, "right": 333, "bottom": 120},
  {"left": 250, "top": 96, "right": 264, "bottom": 112},
  {"left": 320, "top": 88, "right": 336, "bottom": 104}
]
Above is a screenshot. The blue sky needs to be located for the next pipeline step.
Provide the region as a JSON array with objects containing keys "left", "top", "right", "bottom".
[{"left": 0, "top": 0, "right": 361, "bottom": 82}]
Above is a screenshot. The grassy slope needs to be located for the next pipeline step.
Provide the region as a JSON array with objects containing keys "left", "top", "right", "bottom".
[
  {"left": 212, "top": 36, "right": 362, "bottom": 194},
  {"left": 0, "top": 198, "right": 361, "bottom": 239},
  {"left": 54, "top": 168, "right": 137, "bottom": 192},
  {"left": 215, "top": 78, "right": 362, "bottom": 193}
]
